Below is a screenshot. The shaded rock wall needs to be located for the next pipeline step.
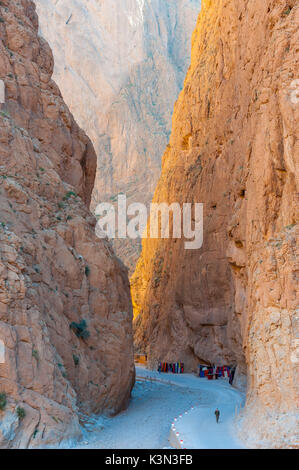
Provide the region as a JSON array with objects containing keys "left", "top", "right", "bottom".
[
  {"left": 131, "top": 0, "right": 298, "bottom": 448},
  {"left": 0, "top": 0, "right": 134, "bottom": 448}
]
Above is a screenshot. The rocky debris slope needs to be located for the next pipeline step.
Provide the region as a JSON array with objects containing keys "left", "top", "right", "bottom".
[
  {"left": 131, "top": 0, "right": 298, "bottom": 448},
  {"left": 34, "top": 0, "right": 201, "bottom": 272},
  {"left": 0, "top": 0, "right": 134, "bottom": 449}
]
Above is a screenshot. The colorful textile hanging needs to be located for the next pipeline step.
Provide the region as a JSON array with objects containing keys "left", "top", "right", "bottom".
[
  {"left": 157, "top": 362, "right": 184, "bottom": 373},
  {"left": 198, "top": 364, "right": 233, "bottom": 380}
]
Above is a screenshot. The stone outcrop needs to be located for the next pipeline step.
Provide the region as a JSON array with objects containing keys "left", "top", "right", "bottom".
[
  {"left": 0, "top": 0, "right": 134, "bottom": 448},
  {"left": 131, "top": 0, "right": 298, "bottom": 448},
  {"left": 34, "top": 0, "right": 201, "bottom": 272}
]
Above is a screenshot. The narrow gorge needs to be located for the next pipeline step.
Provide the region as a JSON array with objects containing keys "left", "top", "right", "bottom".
[{"left": 0, "top": 0, "right": 297, "bottom": 451}]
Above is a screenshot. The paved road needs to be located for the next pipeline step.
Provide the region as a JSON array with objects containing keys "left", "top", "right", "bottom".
[{"left": 75, "top": 367, "right": 245, "bottom": 449}]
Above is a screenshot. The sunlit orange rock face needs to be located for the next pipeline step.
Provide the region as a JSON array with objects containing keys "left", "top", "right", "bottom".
[
  {"left": 0, "top": 0, "right": 134, "bottom": 448},
  {"left": 132, "top": 0, "right": 298, "bottom": 447}
]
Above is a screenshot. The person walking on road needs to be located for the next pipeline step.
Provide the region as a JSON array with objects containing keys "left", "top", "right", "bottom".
[{"left": 215, "top": 408, "right": 220, "bottom": 423}]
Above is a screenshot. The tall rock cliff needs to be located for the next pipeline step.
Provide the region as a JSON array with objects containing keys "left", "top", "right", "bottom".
[
  {"left": 0, "top": 0, "right": 134, "bottom": 448},
  {"left": 131, "top": 0, "right": 298, "bottom": 448},
  {"left": 34, "top": 0, "right": 201, "bottom": 271}
]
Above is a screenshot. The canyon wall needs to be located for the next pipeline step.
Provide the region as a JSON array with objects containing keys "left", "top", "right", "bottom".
[
  {"left": 131, "top": 0, "right": 298, "bottom": 448},
  {"left": 0, "top": 0, "right": 134, "bottom": 448},
  {"left": 34, "top": 0, "right": 201, "bottom": 271}
]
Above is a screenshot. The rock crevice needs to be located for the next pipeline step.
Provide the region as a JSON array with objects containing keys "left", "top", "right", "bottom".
[{"left": 34, "top": 0, "right": 201, "bottom": 271}]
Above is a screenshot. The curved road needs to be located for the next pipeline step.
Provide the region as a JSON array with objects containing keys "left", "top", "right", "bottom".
[{"left": 75, "top": 367, "right": 245, "bottom": 449}]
